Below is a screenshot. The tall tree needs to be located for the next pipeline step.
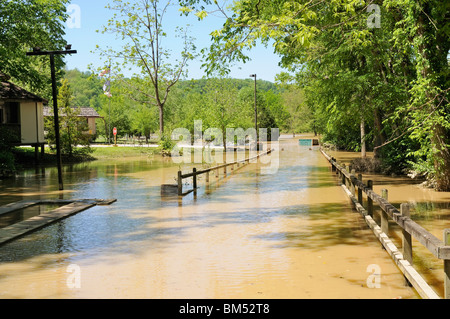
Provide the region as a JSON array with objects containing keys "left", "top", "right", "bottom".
[
  {"left": 0, "top": 0, "right": 69, "bottom": 98},
  {"left": 180, "top": 0, "right": 449, "bottom": 190},
  {"left": 45, "top": 79, "right": 91, "bottom": 156},
  {"left": 384, "top": 0, "right": 450, "bottom": 190},
  {"left": 97, "top": 0, "right": 196, "bottom": 135}
]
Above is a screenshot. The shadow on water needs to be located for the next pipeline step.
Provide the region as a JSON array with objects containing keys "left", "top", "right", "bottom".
[{"left": 0, "top": 200, "right": 368, "bottom": 265}]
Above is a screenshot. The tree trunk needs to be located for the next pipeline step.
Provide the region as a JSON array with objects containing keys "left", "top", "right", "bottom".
[
  {"left": 432, "top": 124, "right": 450, "bottom": 191},
  {"left": 373, "top": 107, "right": 386, "bottom": 158},
  {"left": 158, "top": 104, "right": 164, "bottom": 136},
  {"left": 360, "top": 117, "right": 366, "bottom": 158}
]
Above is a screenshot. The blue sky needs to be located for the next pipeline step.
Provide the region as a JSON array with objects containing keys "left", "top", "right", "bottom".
[{"left": 63, "top": 0, "right": 284, "bottom": 82}]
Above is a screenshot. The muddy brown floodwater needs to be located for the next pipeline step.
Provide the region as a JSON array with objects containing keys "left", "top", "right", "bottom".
[{"left": 0, "top": 136, "right": 447, "bottom": 299}]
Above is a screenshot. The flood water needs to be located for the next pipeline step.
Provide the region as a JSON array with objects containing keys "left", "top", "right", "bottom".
[{"left": 0, "top": 136, "right": 447, "bottom": 298}]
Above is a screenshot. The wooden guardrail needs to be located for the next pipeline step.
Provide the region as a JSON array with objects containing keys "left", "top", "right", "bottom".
[
  {"left": 321, "top": 148, "right": 450, "bottom": 299},
  {"left": 177, "top": 149, "right": 273, "bottom": 196}
]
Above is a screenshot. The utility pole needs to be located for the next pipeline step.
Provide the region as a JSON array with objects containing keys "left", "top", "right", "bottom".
[
  {"left": 249, "top": 74, "right": 258, "bottom": 149},
  {"left": 27, "top": 45, "right": 77, "bottom": 190}
]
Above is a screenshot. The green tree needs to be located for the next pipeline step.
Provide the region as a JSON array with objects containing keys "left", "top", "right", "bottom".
[
  {"left": 131, "top": 104, "right": 159, "bottom": 143},
  {"left": 64, "top": 69, "right": 104, "bottom": 109},
  {"left": 0, "top": 0, "right": 69, "bottom": 99},
  {"left": 45, "top": 79, "right": 91, "bottom": 157},
  {"left": 96, "top": 0, "right": 196, "bottom": 135},
  {"left": 181, "top": 0, "right": 449, "bottom": 190}
]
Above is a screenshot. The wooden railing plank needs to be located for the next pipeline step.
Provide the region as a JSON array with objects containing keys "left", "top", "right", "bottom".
[
  {"left": 178, "top": 149, "right": 273, "bottom": 195},
  {"left": 321, "top": 147, "right": 450, "bottom": 298}
]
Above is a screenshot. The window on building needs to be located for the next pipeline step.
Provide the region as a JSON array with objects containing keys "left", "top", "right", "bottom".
[{"left": 4, "top": 102, "right": 20, "bottom": 124}]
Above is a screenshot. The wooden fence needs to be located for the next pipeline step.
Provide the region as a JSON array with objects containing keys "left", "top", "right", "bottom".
[
  {"left": 177, "top": 149, "right": 273, "bottom": 196},
  {"left": 321, "top": 148, "right": 450, "bottom": 299}
]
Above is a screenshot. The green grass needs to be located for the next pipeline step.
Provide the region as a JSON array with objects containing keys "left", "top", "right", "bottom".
[
  {"left": 12, "top": 146, "right": 95, "bottom": 168},
  {"left": 12, "top": 145, "right": 161, "bottom": 169},
  {"left": 90, "top": 145, "right": 159, "bottom": 159}
]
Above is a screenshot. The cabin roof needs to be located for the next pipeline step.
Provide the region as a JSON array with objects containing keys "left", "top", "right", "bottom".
[
  {"left": 0, "top": 71, "right": 48, "bottom": 103},
  {"left": 43, "top": 106, "right": 102, "bottom": 118}
]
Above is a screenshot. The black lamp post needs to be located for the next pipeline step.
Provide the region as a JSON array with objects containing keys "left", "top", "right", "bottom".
[
  {"left": 249, "top": 73, "right": 258, "bottom": 148},
  {"left": 27, "top": 45, "right": 77, "bottom": 190}
]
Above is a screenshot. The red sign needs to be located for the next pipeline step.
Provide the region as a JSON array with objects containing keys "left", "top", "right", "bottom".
[{"left": 113, "top": 127, "right": 117, "bottom": 135}]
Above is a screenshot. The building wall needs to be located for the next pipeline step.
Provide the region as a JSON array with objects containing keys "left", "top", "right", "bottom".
[
  {"left": 20, "top": 102, "right": 45, "bottom": 144},
  {"left": 87, "top": 118, "right": 96, "bottom": 135}
]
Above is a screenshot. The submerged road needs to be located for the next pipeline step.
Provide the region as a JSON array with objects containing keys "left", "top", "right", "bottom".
[{"left": 0, "top": 138, "right": 418, "bottom": 298}]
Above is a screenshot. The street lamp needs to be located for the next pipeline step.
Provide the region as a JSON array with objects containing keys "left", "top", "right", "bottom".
[
  {"left": 27, "top": 45, "right": 77, "bottom": 190},
  {"left": 249, "top": 74, "right": 258, "bottom": 149}
]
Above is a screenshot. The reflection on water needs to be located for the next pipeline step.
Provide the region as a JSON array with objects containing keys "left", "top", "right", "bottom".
[
  {"left": 0, "top": 138, "right": 447, "bottom": 298},
  {"left": 0, "top": 204, "right": 63, "bottom": 228}
]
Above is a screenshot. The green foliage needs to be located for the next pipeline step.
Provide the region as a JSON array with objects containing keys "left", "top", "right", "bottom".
[
  {"left": 65, "top": 71, "right": 294, "bottom": 144},
  {"left": 0, "top": 0, "right": 69, "bottom": 99},
  {"left": 45, "top": 79, "right": 92, "bottom": 157},
  {"left": 182, "top": 0, "right": 449, "bottom": 189},
  {"left": 64, "top": 69, "right": 104, "bottom": 108},
  {"left": 0, "top": 127, "right": 18, "bottom": 176},
  {"left": 95, "top": 0, "right": 197, "bottom": 134}
]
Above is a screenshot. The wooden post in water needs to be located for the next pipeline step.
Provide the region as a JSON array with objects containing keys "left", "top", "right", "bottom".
[
  {"left": 357, "top": 174, "right": 363, "bottom": 205},
  {"left": 444, "top": 229, "right": 450, "bottom": 299},
  {"left": 401, "top": 203, "right": 412, "bottom": 286},
  {"left": 177, "top": 171, "right": 183, "bottom": 196},
  {"left": 206, "top": 170, "right": 209, "bottom": 183},
  {"left": 381, "top": 189, "right": 389, "bottom": 235},
  {"left": 350, "top": 169, "right": 356, "bottom": 196},
  {"left": 341, "top": 164, "right": 346, "bottom": 185},
  {"left": 337, "top": 162, "right": 341, "bottom": 179},
  {"left": 347, "top": 165, "right": 352, "bottom": 188},
  {"left": 367, "top": 180, "right": 373, "bottom": 217},
  {"left": 193, "top": 168, "right": 197, "bottom": 191}
]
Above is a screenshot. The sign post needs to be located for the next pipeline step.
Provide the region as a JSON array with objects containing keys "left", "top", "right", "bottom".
[{"left": 113, "top": 127, "right": 117, "bottom": 146}]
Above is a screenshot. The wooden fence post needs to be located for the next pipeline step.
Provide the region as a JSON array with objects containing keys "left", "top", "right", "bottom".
[
  {"left": 337, "top": 162, "right": 341, "bottom": 179},
  {"left": 401, "top": 203, "right": 412, "bottom": 263},
  {"left": 341, "top": 164, "right": 346, "bottom": 185},
  {"left": 381, "top": 189, "right": 389, "bottom": 235},
  {"left": 206, "top": 170, "right": 209, "bottom": 183},
  {"left": 350, "top": 169, "right": 356, "bottom": 196},
  {"left": 357, "top": 174, "right": 363, "bottom": 205},
  {"left": 177, "top": 171, "right": 183, "bottom": 196},
  {"left": 215, "top": 168, "right": 219, "bottom": 178},
  {"left": 401, "top": 203, "right": 412, "bottom": 286},
  {"left": 367, "top": 180, "right": 373, "bottom": 217},
  {"left": 444, "top": 229, "right": 450, "bottom": 299},
  {"left": 193, "top": 168, "right": 197, "bottom": 191}
]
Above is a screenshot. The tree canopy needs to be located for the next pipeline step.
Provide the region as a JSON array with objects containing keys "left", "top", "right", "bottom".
[
  {"left": 180, "top": 0, "right": 449, "bottom": 190},
  {"left": 0, "top": 0, "right": 69, "bottom": 98}
]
